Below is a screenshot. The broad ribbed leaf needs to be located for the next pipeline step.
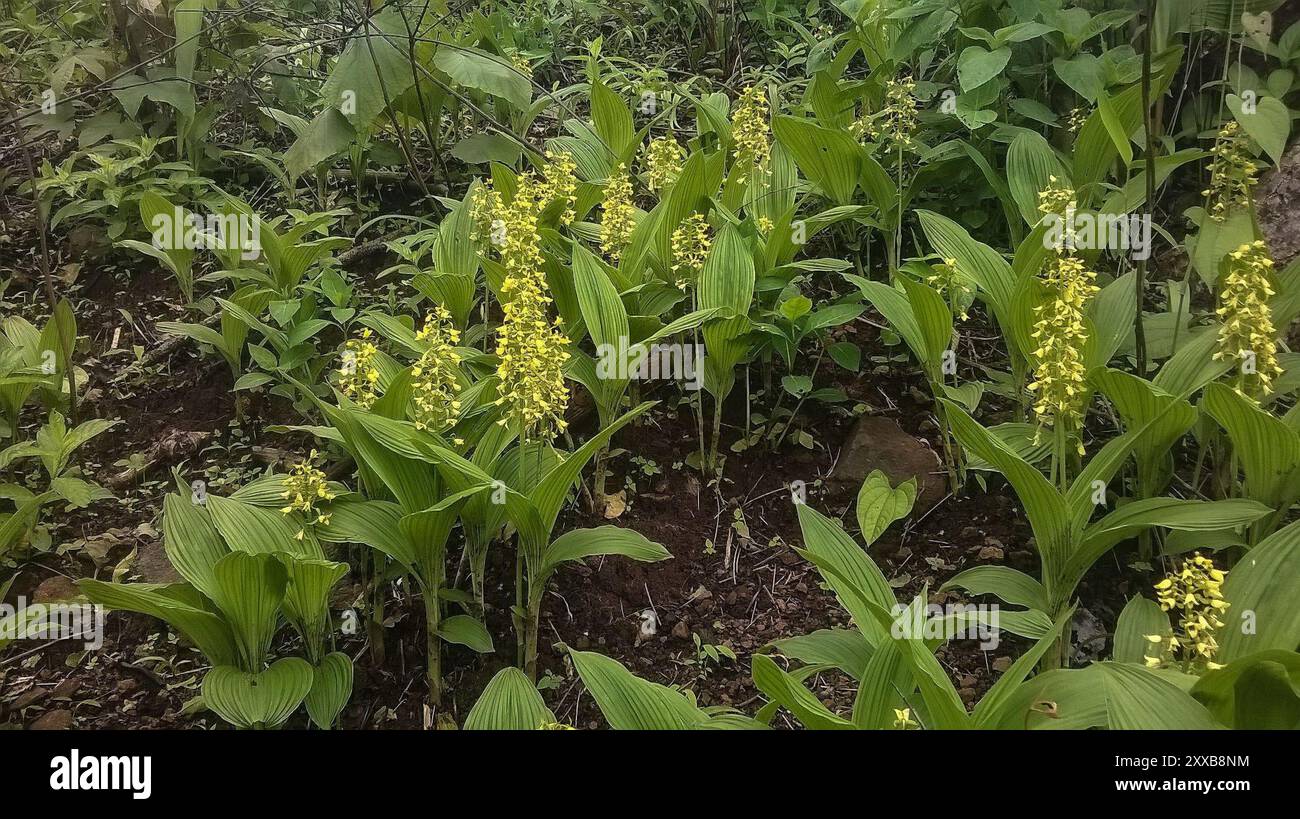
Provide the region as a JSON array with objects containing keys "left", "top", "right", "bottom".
[
  {"left": 1203, "top": 382, "right": 1300, "bottom": 529},
  {"left": 304, "top": 651, "right": 353, "bottom": 730},
  {"left": 850, "top": 639, "right": 908, "bottom": 729},
  {"left": 1192, "top": 651, "right": 1300, "bottom": 729},
  {"left": 278, "top": 555, "right": 347, "bottom": 659},
  {"left": 1091, "top": 367, "right": 1196, "bottom": 496},
  {"left": 161, "top": 492, "right": 228, "bottom": 600},
  {"left": 699, "top": 225, "right": 756, "bottom": 400},
  {"left": 767, "top": 629, "right": 871, "bottom": 680},
  {"left": 530, "top": 402, "right": 655, "bottom": 537},
  {"left": 772, "top": 116, "right": 860, "bottom": 204},
  {"left": 1007, "top": 131, "right": 1069, "bottom": 226},
  {"left": 1077, "top": 498, "right": 1271, "bottom": 570},
  {"left": 845, "top": 275, "right": 929, "bottom": 371},
  {"left": 752, "top": 653, "right": 855, "bottom": 729},
  {"left": 942, "top": 401, "right": 1069, "bottom": 592},
  {"left": 541, "top": 525, "right": 671, "bottom": 578},
  {"left": 941, "top": 565, "right": 1048, "bottom": 611},
  {"left": 206, "top": 494, "right": 322, "bottom": 559},
  {"left": 973, "top": 607, "right": 1074, "bottom": 727},
  {"left": 1112, "top": 595, "right": 1171, "bottom": 665},
  {"left": 208, "top": 551, "right": 287, "bottom": 672},
  {"left": 1094, "top": 662, "right": 1222, "bottom": 729},
  {"left": 1219, "top": 519, "right": 1300, "bottom": 661},
  {"left": 465, "top": 667, "right": 556, "bottom": 729},
  {"left": 570, "top": 648, "right": 709, "bottom": 729},
  {"left": 317, "top": 499, "right": 416, "bottom": 569},
  {"left": 916, "top": 210, "right": 1018, "bottom": 334},
  {"left": 78, "top": 579, "right": 238, "bottom": 667},
  {"left": 437, "top": 614, "right": 494, "bottom": 653},
  {"left": 795, "top": 504, "right": 895, "bottom": 645},
  {"left": 203, "top": 658, "right": 314, "bottom": 729}
]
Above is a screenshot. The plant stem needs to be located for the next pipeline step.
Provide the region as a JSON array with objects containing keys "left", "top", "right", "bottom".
[
  {"left": 368, "top": 549, "right": 386, "bottom": 667},
  {"left": 1135, "top": 0, "right": 1157, "bottom": 378},
  {"left": 423, "top": 582, "right": 441, "bottom": 709}
]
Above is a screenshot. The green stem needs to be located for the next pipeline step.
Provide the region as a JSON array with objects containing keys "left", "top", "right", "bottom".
[{"left": 424, "top": 583, "right": 441, "bottom": 709}]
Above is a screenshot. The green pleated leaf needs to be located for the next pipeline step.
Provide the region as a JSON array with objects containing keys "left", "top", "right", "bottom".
[
  {"left": 202, "top": 657, "right": 314, "bottom": 729},
  {"left": 942, "top": 400, "right": 1070, "bottom": 590},
  {"left": 277, "top": 555, "right": 348, "bottom": 660},
  {"left": 1094, "top": 662, "right": 1222, "bottom": 730},
  {"left": 941, "top": 565, "right": 1048, "bottom": 611},
  {"left": 465, "top": 667, "right": 557, "bottom": 730},
  {"left": 1007, "top": 130, "right": 1069, "bottom": 226},
  {"left": 771, "top": 115, "right": 861, "bottom": 205},
  {"left": 1077, "top": 497, "right": 1272, "bottom": 569},
  {"left": 767, "top": 628, "right": 871, "bottom": 680},
  {"left": 541, "top": 525, "right": 671, "bottom": 579},
  {"left": 752, "top": 653, "right": 855, "bottom": 729},
  {"left": 1091, "top": 367, "right": 1197, "bottom": 496},
  {"left": 569, "top": 648, "right": 710, "bottom": 729},
  {"left": 304, "top": 651, "right": 353, "bottom": 730},
  {"left": 1202, "top": 382, "right": 1300, "bottom": 522},
  {"left": 161, "top": 492, "right": 228, "bottom": 601},
  {"left": 698, "top": 223, "right": 755, "bottom": 399},
  {"left": 529, "top": 401, "right": 655, "bottom": 537},
  {"left": 206, "top": 494, "right": 323, "bottom": 559},
  {"left": 844, "top": 275, "right": 927, "bottom": 369},
  {"left": 916, "top": 210, "right": 1017, "bottom": 334},
  {"left": 78, "top": 579, "right": 238, "bottom": 667},
  {"left": 973, "top": 607, "right": 1074, "bottom": 728},
  {"left": 436, "top": 614, "right": 494, "bottom": 653},
  {"left": 316, "top": 499, "right": 417, "bottom": 569},
  {"left": 1192, "top": 651, "right": 1300, "bottom": 729},
  {"left": 850, "top": 638, "right": 908, "bottom": 729},
  {"left": 795, "top": 503, "right": 896, "bottom": 645},
  {"left": 1112, "top": 595, "right": 1172, "bottom": 665},
  {"left": 1219, "top": 519, "right": 1300, "bottom": 662},
  {"left": 207, "top": 551, "right": 287, "bottom": 672}
]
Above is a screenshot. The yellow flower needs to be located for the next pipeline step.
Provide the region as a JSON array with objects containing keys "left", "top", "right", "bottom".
[
  {"left": 280, "top": 450, "right": 336, "bottom": 537},
  {"left": 509, "top": 51, "right": 531, "bottom": 77},
  {"left": 730, "top": 85, "right": 771, "bottom": 177},
  {"left": 643, "top": 135, "right": 685, "bottom": 191},
  {"left": 1065, "top": 107, "right": 1089, "bottom": 137},
  {"left": 1027, "top": 202, "right": 1097, "bottom": 455},
  {"left": 1203, "top": 120, "right": 1259, "bottom": 223},
  {"left": 337, "top": 328, "right": 381, "bottom": 408},
  {"left": 892, "top": 708, "right": 918, "bottom": 730},
  {"left": 670, "top": 213, "right": 711, "bottom": 289},
  {"left": 925, "top": 257, "right": 971, "bottom": 321},
  {"left": 1150, "top": 553, "right": 1229, "bottom": 670},
  {"left": 600, "top": 163, "right": 636, "bottom": 262},
  {"left": 1037, "top": 175, "right": 1077, "bottom": 228},
  {"left": 538, "top": 149, "right": 579, "bottom": 226},
  {"left": 851, "top": 75, "right": 919, "bottom": 154},
  {"left": 1214, "top": 240, "right": 1281, "bottom": 399},
  {"left": 411, "top": 306, "right": 464, "bottom": 434},
  {"left": 538, "top": 721, "right": 575, "bottom": 730}
]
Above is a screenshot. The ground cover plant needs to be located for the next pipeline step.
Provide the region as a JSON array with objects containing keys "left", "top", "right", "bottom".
[{"left": 1, "top": 0, "right": 1300, "bottom": 733}]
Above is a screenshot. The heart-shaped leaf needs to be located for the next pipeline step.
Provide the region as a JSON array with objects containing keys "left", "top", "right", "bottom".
[
  {"left": 202, "top": 658, "right": 314, "bottom": 729},
  {"left": 1226, "top": 93, "right": 1291, "bottom": 166},
  {"left": 958, "top": 46, "right": 1011, "bottom": 92},
  {"left": 855, "top": 470, "right": 918, "bottom": 545}
]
